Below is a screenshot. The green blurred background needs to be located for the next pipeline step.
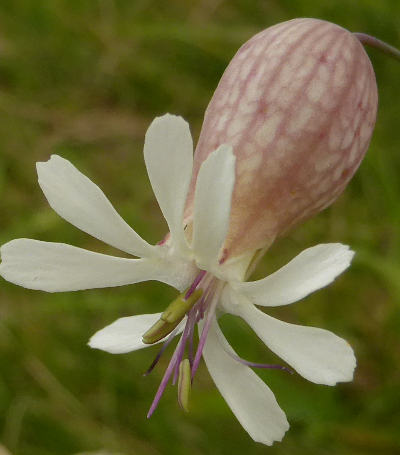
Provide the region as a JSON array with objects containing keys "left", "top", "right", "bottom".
[{"left": 0, "top": 1, "right": 399, "bottom": 454}]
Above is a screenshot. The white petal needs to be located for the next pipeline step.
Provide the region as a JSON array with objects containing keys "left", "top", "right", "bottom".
[
  {"left": 144, "top": 114, "right": 193, "bottom": 254},
  {"left": 237, "top": 304, "right": 356, "bottom": 386},
  {"left": 202, "top": 320, "right": 289, "bottom": 446},
  {"left": 232, "top": 244, "right": 354, "bottom": 307},
  {"left": 37, "top": 155, "right": 155, "bottom": 258},
  {"left": 0, "top": 239, "right": 196, "bottom": 292},
  {"left": 192, "top": 145, "right": 236, "bottom": 269},
  {"left": 89, "top": 313, "right": 163, "bottom": 354},
  {"left": 89, "top": 313, "right": 184, "bottom": 354}
]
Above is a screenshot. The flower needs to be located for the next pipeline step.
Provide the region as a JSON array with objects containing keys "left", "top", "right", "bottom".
[
  {"left": 0, "top": 114, "right": 356, "bottom": 445},
  {"left": 188, "top": 18, "right": 378, "bottom": 257}
]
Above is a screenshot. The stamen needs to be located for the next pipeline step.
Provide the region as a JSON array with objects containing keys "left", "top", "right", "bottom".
[
  {"left": 162, "top": 288, "right": 203, "bottom": 324},
  {"left": 142, "top": 318, "right": 181, "bottom": 345},
  {"left": 142, "top": 288, "right": 203, "bottom": 344},
  {"left": 172, "top": 312, "right": 194, "bottom": 385},
  {"left": 196, "top": 279, "right": 216, "bottom": 322},
  {"left": 185, "top": 270, "right": 207, "bottom": 300},
  {"left": 191, "top": 282, "right": 222, "bottom": 379},
  {"left": 186, "top": 306, "right": 199, "bottom": 366},
  {"left": 147, "top": 340, "right": 182, "bottom": 418},
  {"left": 177, "top": 358, "right": 191, "bottom": 412},
  {"left": 146, "top": 276, "right": 222, "bottom": 416}
]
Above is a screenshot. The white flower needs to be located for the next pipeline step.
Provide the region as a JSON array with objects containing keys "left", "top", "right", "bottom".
[{"left": 0, "top": 114, "right": 356, "bottom": 446}]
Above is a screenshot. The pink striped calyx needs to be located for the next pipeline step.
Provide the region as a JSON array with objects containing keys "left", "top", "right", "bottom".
[{"left": 185, "top": 18, "right": 378, "bottom": 259}]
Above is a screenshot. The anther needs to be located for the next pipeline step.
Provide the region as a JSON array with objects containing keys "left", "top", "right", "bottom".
[
  {"left": 142, "top": 288, "right": 203, "bottom": 344},
  {"left": 142, "top": 319, "right": 181, "bottom": 345},
  {"left": 177, "top": 358, "right": 191, "bottom": 412},
  {"left": 161, "top": 288, "right": 203, "bottom": 324}
]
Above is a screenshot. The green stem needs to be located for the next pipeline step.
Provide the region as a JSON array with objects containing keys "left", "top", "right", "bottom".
[{"left": 354, "top": 33, "right": 400, "bottom": 62}]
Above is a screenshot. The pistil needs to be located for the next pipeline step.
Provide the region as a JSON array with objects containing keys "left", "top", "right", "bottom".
[{"left": 225, "top": 351, "right": 294, "bottom": 375}]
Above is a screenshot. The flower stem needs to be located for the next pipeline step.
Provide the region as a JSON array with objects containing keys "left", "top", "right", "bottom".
[{"left": 354, "top": 33, "right": 400, "bottom": 62}]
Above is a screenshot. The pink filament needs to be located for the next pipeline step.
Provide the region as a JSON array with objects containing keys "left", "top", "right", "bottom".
[
  {"left": 147, "top": 340, "right": 182, "bottom": 418},
  {"left": 184, "top": 270, "right": 206, "bottom": 300},
  {"left": 172, "top": 311, "right": 194, "bottom": 384},
  {"left": 143, "top": 325, "right": 181, "bottom": 376},
  {"left": 191, "top": 283, "right": 221, "bottom": 379}
]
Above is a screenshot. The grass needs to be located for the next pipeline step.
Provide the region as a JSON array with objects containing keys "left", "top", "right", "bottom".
[{"left": 0, "top": 1, "right": 399, "bottom": 454}]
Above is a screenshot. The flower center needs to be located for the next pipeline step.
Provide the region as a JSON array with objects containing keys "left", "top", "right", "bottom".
[{"left": 143, "top": 270, "right": 293, "bottom": 417}]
